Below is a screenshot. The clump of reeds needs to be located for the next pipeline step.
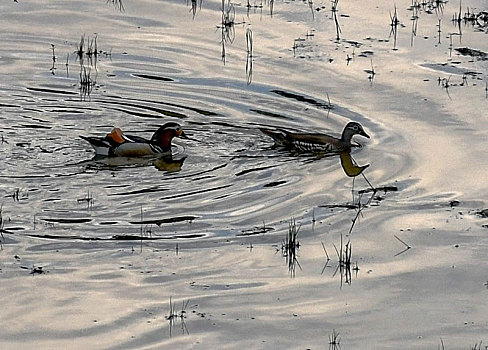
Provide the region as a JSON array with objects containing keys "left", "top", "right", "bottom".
[
  {"left": 12, "top": 188, "right": 20, "bottom": 201},
  {"left": 246, "top": 0, "right": 264, "bottom": 17},
  {"left": 331, "top": 234, "right": 357, "bottom": 287},
  {"left": 469, "top": 341, "right": 483, "bottom": 350},
  {"left": 221, "top": 0, "right": 236, "bottom": 38},
  {"left": 74, "top": 34, "right": 100, "bottom": 100},
  {"left": 329, "top": 329, "right": 341, "bottom": 348},
  {"left": 79, "top": 65, "right": 96, "bottom": 100},
  {"left": 165, "top": 297, "right": 190, "bottom": 336},
  {"left": 246, "top": 28, "right": 253, "bottom": 85},
  {"left": 281, "top": 218, "right": 301, "bottom": 277},
  {"left": 364, "top": 58, "right": 376, "bottom": 83},
  {"left": 50, "top": 44, "right": 56, "bottom": 75},
  {"left": 85, "top": 35, "right": 98, "bottom": 67},
  {"left": 187, "top": 0, "right": 201, "bottom": 19},
  {"left": 389, "top": 5, "right": 400, "bottom": 49},
  {"left": 107, "top": 0, "right": 125, "bottom": 11},
  {"left": 331, "top": 0, "right": 341, "bottom": 42},
  {"left": 0, "top": 204, "right": 5, "bottom": 249},
  {"left": 452, "top": 0, "right": 463, "bottom": 25},
  {"left": 75, "top": 34, "right": 98, "bottom": 68},
  {"left": 139, "top": 205, "right": 154, "bottom": 239},
  {"left": 77, "top": 189, "right": 94, "bottom": 209},
  {"left": 218, "top": 0, "right": 236, "bottom": 63}
]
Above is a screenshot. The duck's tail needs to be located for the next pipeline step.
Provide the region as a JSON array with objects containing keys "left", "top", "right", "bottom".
[{"left": 80, "top": 136, "right": 111, "bottom": 156}]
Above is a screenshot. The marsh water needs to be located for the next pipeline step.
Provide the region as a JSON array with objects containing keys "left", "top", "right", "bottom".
[{"left": 1, "top": 0, "right": 488, "bottom": 348}]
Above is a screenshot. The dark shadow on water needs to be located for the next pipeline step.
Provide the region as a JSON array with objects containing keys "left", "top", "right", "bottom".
[
  {"left": 271, "top": 89, "right": 333, "bottom": 111},
  {"left": 238, "top": 222, "right": 274, "bottom": 236},
  {"left": 132, "top": 73, "right": 174, "bottom": 82},
  {"left": 129, "top": 215, "right": 197, "bottom": 226},
  {"left": 22, "top": 232, "right": 206, "bottom": 241}
]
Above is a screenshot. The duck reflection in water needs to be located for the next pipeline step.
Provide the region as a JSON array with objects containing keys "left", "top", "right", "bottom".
[
  {"left": 260, "top": 121, "right": 370, "bottom": 177},
  {"left": 84, "top": 154, "right": 187, "bottom": 172}
]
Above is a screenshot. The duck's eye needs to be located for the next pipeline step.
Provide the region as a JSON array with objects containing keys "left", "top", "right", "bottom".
[{"left": 352, "top": 125, "right": 359, "bottom": 130}]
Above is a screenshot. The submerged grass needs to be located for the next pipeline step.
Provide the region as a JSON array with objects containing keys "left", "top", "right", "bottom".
[{"left": 73, "top": 34, "right": 101, "bottom": 100}]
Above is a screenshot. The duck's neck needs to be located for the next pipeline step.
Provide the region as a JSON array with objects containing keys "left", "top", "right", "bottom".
[
  {"left": 340, "top": 130, "right": 354, "bottom": 145},
  {"left": 152, "top": 131, "right": 174, "bottom": 152}
]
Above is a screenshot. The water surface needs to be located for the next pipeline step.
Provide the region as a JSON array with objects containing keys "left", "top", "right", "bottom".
[{"left": 1, "top": 0, "right": 488, "bottom": 348}]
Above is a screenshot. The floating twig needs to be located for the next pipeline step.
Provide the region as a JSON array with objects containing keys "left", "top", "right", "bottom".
[{"left": 394, "top": 234, "right": 412, "bottom": 256}]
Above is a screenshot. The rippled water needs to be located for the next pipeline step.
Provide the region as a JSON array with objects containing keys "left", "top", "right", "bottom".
[
  {"left": 1, "top": 0, "right": 488, "bottom": 348},
  {"left": 0, "top": 0, "right": 398, "bottom": 241}
]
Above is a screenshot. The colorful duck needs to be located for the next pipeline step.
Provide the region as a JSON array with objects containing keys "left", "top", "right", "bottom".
[{"left": 80, "top": 122, "right": 188, "bottom": 157}]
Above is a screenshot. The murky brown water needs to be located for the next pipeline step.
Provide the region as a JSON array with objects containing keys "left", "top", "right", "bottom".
[{"left": 1, "top": 0, "right": 488, "bottom": 348}]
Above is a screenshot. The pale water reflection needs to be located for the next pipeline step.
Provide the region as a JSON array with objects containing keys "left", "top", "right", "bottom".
[{"left": 1, "top": 0, "right": 488, "bottom": 348}]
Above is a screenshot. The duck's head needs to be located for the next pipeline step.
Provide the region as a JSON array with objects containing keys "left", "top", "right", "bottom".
[
  {"left": 151, "top": 122, "right": 188, "bottom": 151},
  {"left": 107, "top": 128, "right": 125, "bottom": 144},
  {"left": 341, "top": 122, "right": 370, "bottom": 143}
]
